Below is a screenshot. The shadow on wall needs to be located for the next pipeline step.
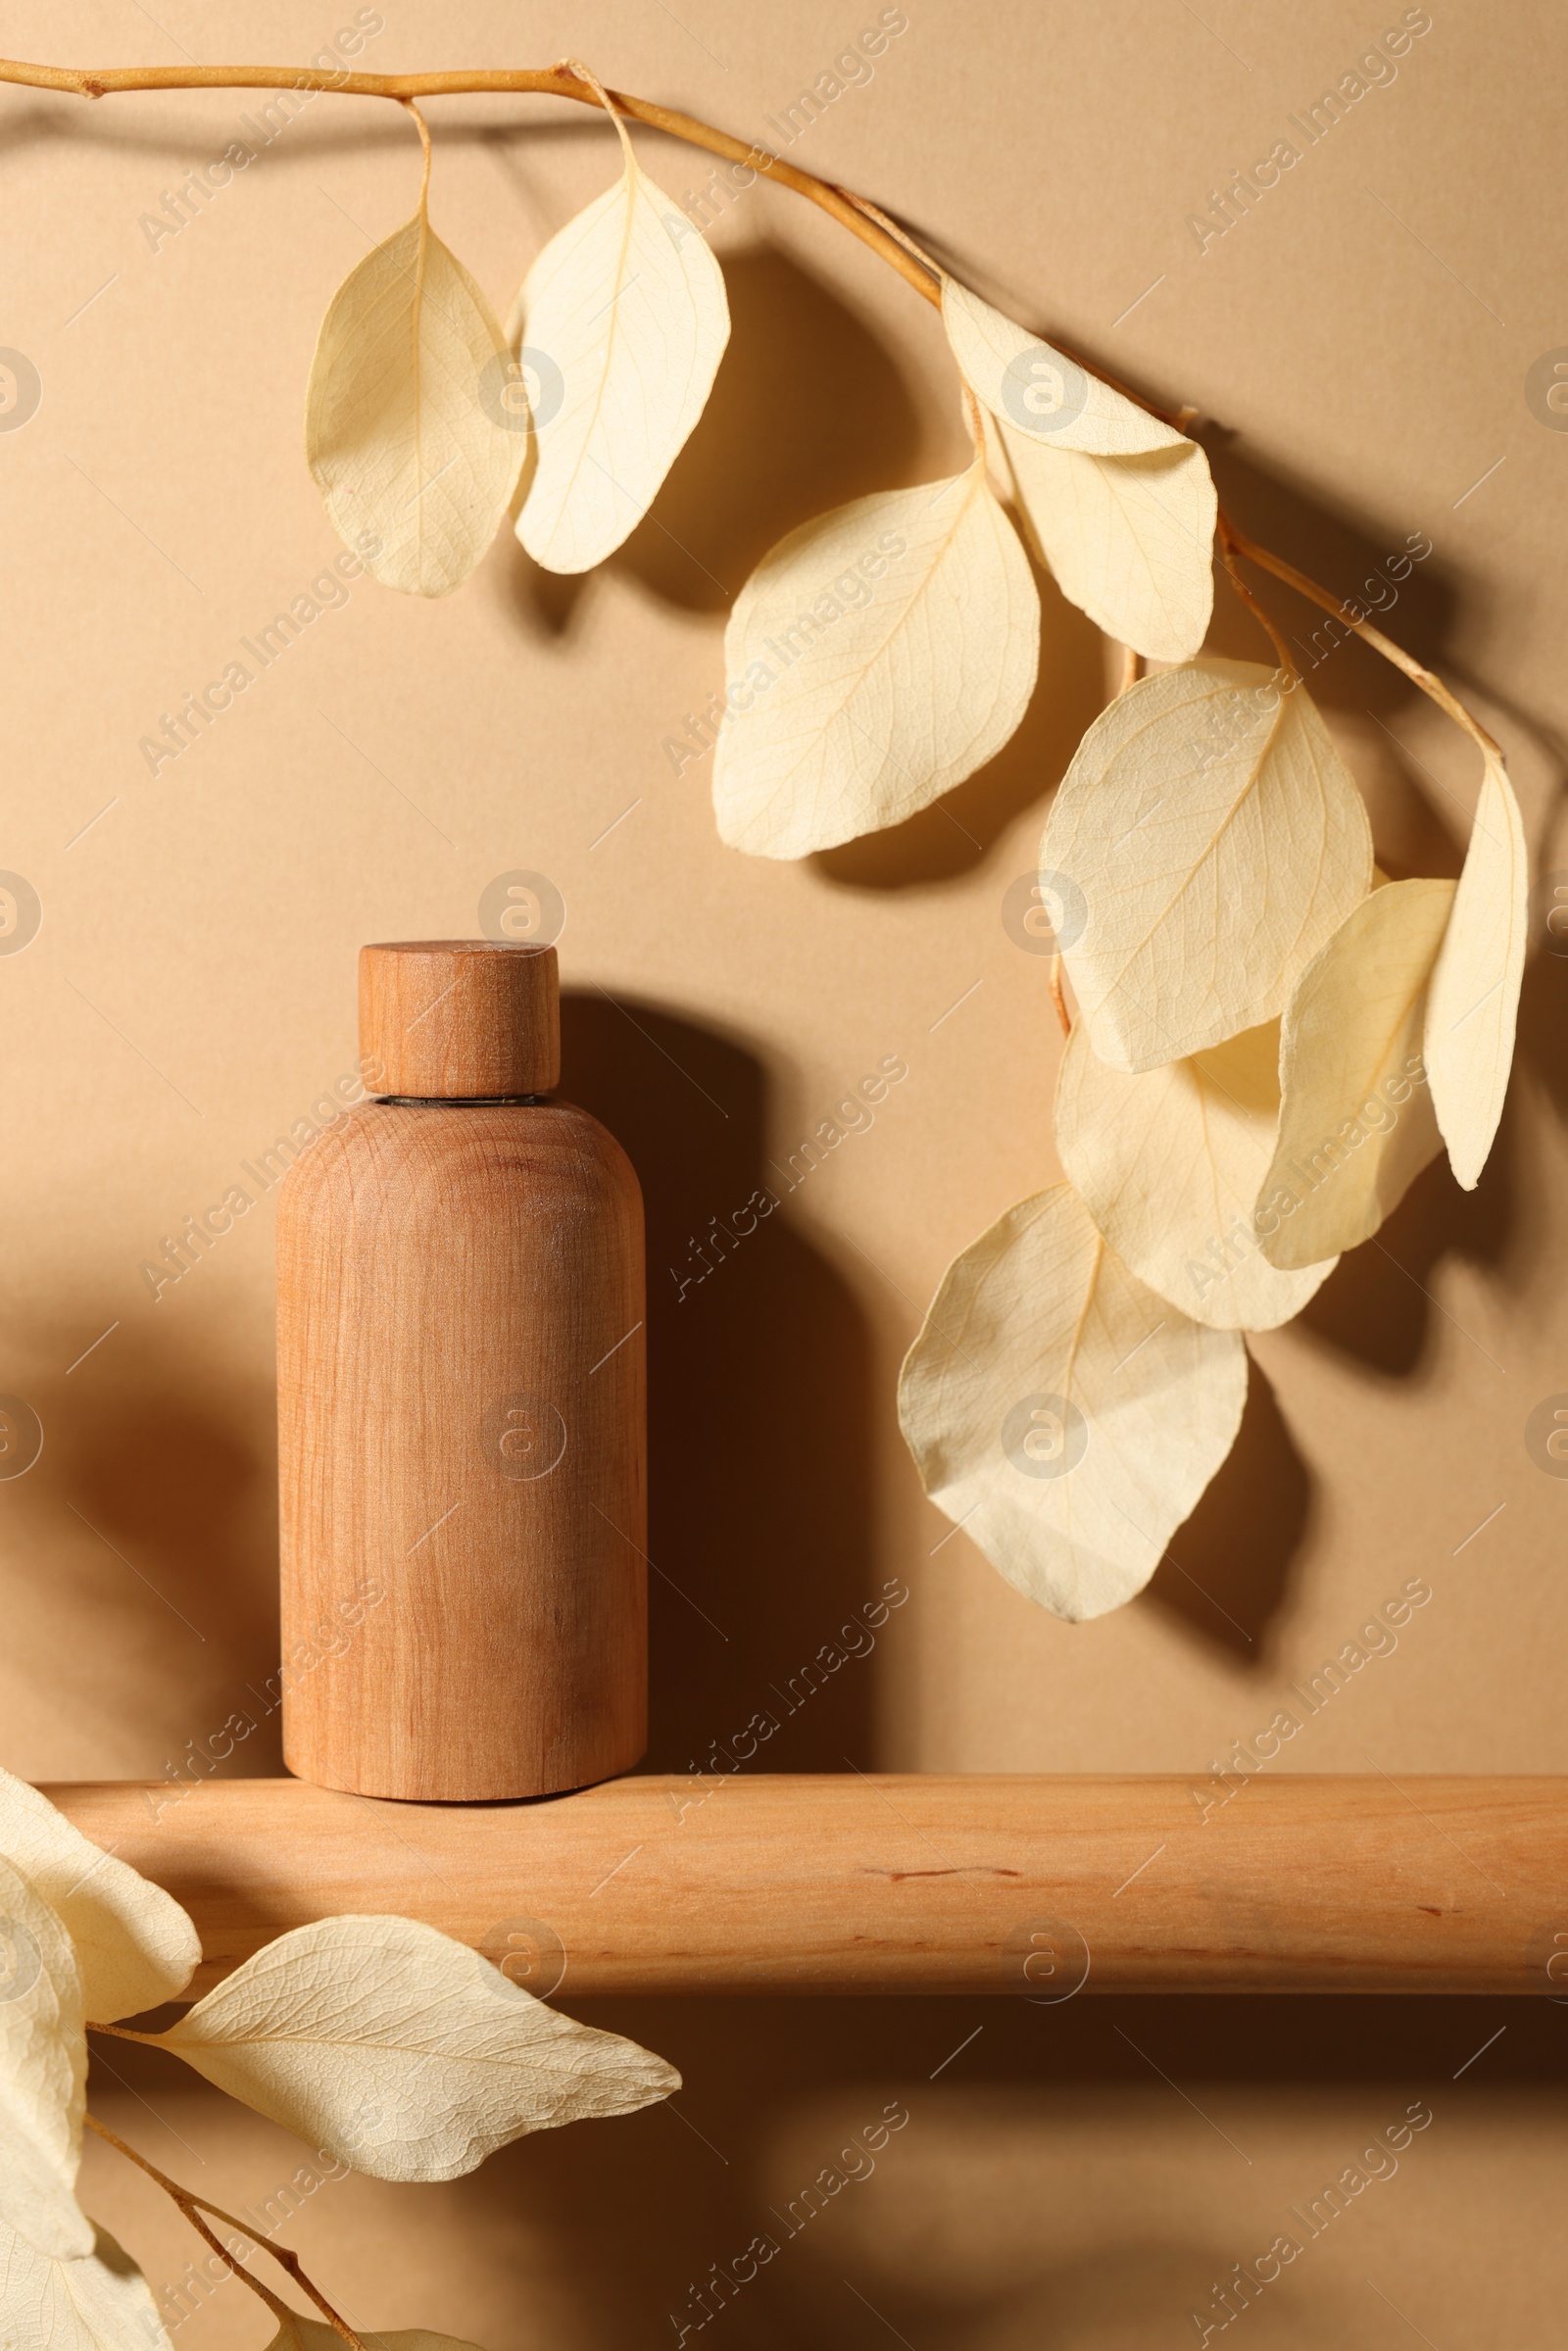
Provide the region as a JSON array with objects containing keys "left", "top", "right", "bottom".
[
  {"left": 88, "top": 1992, "right": 1561, "bottom": 2351},
  {"left": 561, "top": 990, "right": 881, "bottom": 1777},
  {"left": 5, "top": 1319, "right": 282, "bottom": 1778},
  {"left": 440, "top": 1989, "right": 1567, "bottom": 2349},
  {"left": 613, "top": 243, "right": 926, "bottom": 616},
  {"left": 497, "top": 240, "right": 928, "bottom": 643},
  {"left": 809, "top": 550, "right": 1107, "bottom": 891},
  {"left": 1292, "top": 1137, "right": 1513, "bottom": 1381},
  {"left": 498, "top": 237, "right": 1108, "bottom": 888},
  {"left": 1145, "top": 1358, "right": 1312, "bottom": 1668}
]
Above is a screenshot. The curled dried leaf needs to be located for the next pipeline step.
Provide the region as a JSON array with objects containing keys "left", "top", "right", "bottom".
[
  {"left": 1054, "top": 1017, "right": 1336, "bottom": 1330},
  {"left": 306, "top": 196, "right": 524, "bottom": 596},
  {"left": 1043, "top": 660, "right": 1373, "bottom": 1071},
  {"left": 942, "top": 277, "right": 1182, "bottom": 456},
  {"left": 147, "top": 1916, "right": 678, "bottom": 2182},
  {"left": 986, "top": 409, "right": 1215, "bottom": 663},
  {"left": 1259, "top": 878, "right": 1454, "bottom": 1269},
  {"left": 711, "top": 460, "right": 1039, "bottom": 857},
  {"left": 0, "top": 2219, "right": 171, "bottom": 2351},
  {"left": 1423, "top": 749, "right": 1528, "bottom": 1190},
  {"left": 0, "top": 1855, "right": 89, "bottom": 2259},
  {"left": 0, "top": 1768, "right": 198, "bottom": 2023},
  {"left": 511, "top": 104, "right": 729, "bottom": 572},
  {"left": 898, "top": 1183, "right": 1247, "bottom": 1621}
]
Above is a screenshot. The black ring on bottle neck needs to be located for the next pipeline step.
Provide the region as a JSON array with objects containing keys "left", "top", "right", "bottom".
[{"left": 372, "top": 1094, "right": 552, "bottom": 1107}]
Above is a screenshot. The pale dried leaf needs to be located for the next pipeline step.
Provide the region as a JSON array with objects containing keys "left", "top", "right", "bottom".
[
  {"left": 0, "top": 1768, "right": 197, "bottom": 2023},
  {"left": 149, "top": 1916, "right": 678, "bottom": 2182},
  {"left": 0, "top": 1856, "right": 89, "bottom": 2259},
  {"left": 270, "top": 2325, "right": 482, "bottom": 2351},
  {"left": 712, "top": 460, "right": 1039, "bottom": 857},
  {"left": 0, "top": 2220, "right": 171, "bottom": 2351},
  {"left": 1043, "top": 661, "right": 1373, "bottom": 1071},
  {"left": 898, "top": 1184, "right": 1247, "bottom": 1621},
  {"left": 306, "top": 206, "right": 524, "bottom": 596},
  {"left": 1054, "top": 1017, "right": 1335, "bottom": 1330},
  {"left": 988, "top": 410, "right": 1214, "bottom": 662},
  {"left": 942, "top": 277, "right": 1183, "bottom": 456},
  {"left": 1423, "top": 750, "right": 1528, "bottom": 1190},
  {"left": 1259, "top": 879, "right": 1454, "bottom": 1269},
  {"left": 513, "top": 123, "right": 728, "bottom": 572}
]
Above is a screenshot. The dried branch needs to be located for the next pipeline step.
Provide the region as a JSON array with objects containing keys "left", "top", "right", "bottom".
[
  {"left": 0, "top": 48, "right": 1492, "bottom": 759},
  {"left": 86, "top": 2113, "right": 368, "bottom": 2351}
]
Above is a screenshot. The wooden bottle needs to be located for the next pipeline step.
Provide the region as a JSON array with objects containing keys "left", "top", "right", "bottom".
[{"left": 276, "top": 941, "right": 646, "bottom": 1801}]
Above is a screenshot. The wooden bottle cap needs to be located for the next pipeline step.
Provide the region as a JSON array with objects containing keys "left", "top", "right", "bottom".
[{"left": 360, "top": 942, "right": 561, "bottom": 1099}]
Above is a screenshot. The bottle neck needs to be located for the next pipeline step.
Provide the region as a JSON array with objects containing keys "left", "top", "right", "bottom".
[{"left": 372, "top": 1093, "right": 553, "bottom": 1107}]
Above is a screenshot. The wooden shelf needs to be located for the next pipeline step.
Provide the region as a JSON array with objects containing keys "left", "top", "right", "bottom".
[{"left": 45, "top": 1773, "right": 1566, "bottom": 1998}]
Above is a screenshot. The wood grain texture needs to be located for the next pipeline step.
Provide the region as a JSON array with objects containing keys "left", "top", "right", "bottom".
[
  {"left": 43, "top": 1775, "right": 1568, "bottom": 1997},
  {"left": 360, "top": 942, "right": 560, "bottom": 1098},
  {"left": 276, "top": 1098, "right": 646, "bottom": 1801}
]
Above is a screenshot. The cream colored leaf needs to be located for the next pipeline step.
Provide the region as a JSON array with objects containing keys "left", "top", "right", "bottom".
[
  {"left": 989, "top": 409, "right": 1215, "bottom": 662},
  {"left": 0, "top": 1856, "right": 89, "bottom": 2259},
  {"left": 512, "top": 118, "right": 728, "bottom": 572},
  {"left": 1259, "top": 879, "right": 1454, "bottom": 1270},
  {"left": 898, "top": 1184, "right": 1247, "bottom": 1621},
  {"left": 942, "top": 277, "right": 1183, "bottom": 457},
  {"left": 0, "top": 1769, "right": 197, "bottom": 2023},
  {"left": 306, "top": 200, "right": 524, "bottom": 597},
  {"left": 1054, "top": 1017, "right": 1335, "bottom": 1330},
  {"left": 0, "top": 2220, "right": 171, "bottom": 2351},
  {"left": 149, "top": 1916, "right": 678, "bottom": 2182},
  {"left": 1043, "top": 660, "right": 1373, "bottom": 1071},
  {"left": 270, "top": 2326, "right": 482, "bottom": 2351},
  {"left": 1423, "top": 750, "right": 1528, "bottom": 1190},
  {"left": 711, "top": 460, "right": 1039, "bottom": 857}
]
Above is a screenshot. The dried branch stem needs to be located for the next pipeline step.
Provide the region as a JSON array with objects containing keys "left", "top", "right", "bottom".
[
  {"left": 1048, "top": 953, "right": 1071, "bottom": 1040},
  {"left": 1216, "top": 519, "right": 1299, "bottom": 680},
  {"left": 1222, "top": 519, "right": 1501, "bottom": 759},
  {"left": 0, "top": 50, "right": 1493, "bottom": 762},
  {"left": 85, "top": 2112, "right": 368, "bottom": 2351},
  {"left": 0, "top": 54, "right": 939, "bottom": 297}
]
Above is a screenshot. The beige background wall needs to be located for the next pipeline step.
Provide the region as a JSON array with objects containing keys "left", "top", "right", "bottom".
[{"left": 1, "top": 1, "right": 1564, "bottom": 2342}]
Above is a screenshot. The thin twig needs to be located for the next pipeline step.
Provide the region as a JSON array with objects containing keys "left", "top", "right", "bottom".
[
  {"left": 1222, "top": 518, "right": 1502, "bottom": 759},
  {"left": 0, "top": 54, "right": 937, "bottom": 298},
  {"left": 1216, "top": 516, "right": 1298, "bottom": 679},
  {"left": 1117, "top": 643, "right": 1140, "bottom": 695},
  {"left": 828, "top": 183, "right": 941, "bottom": 273},
  {"left": 86, "top": 2113, "right": 368, "bottom": 2351},
  {"left": 1049, "top": 953, "right": 1071, "bottom": 1038}
]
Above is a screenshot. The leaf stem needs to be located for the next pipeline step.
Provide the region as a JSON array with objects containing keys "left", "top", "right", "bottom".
[
  {"left": 85, "top": 2112, "right": 368, "bottom": 2351},
  {"left": 401, "top": 96, "right": 432, "bottom": 209},
  {"left": 560, "top": 55, "right": 635, "bottom": 171},
  {"left": 1220, "top": 517, "right": 1501, "bottom": 759},
  {"left": 0, "top": 48, "right": 1495, "bottom": 765},
  {"left": 1049, "top": 953, "right": 1071, "bottom": 1040},
  {"left": 1216, "top": 516, "right": 1298, "bottom": 681}
]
